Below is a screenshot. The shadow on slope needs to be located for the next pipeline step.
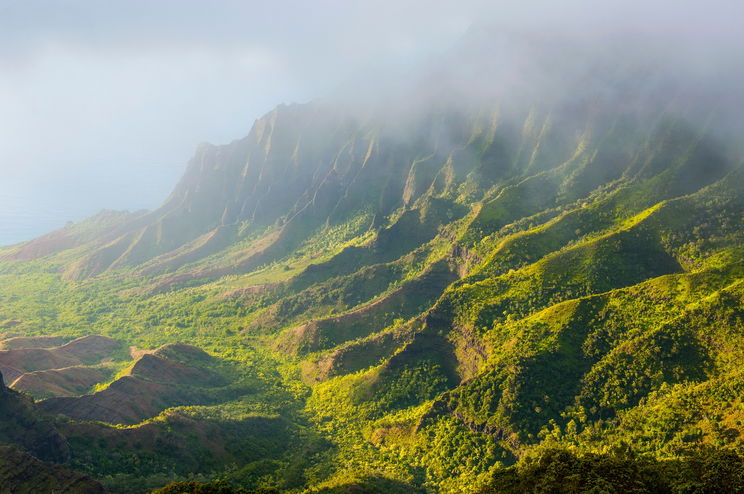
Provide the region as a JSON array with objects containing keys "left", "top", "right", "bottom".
[{"left": 38, "top": 344, "right": 242, "bottom": 425}]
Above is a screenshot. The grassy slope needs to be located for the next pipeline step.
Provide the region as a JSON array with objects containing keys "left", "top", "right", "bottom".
[{"left": 0, "top": 106, "right": 741, "bottom": 493}]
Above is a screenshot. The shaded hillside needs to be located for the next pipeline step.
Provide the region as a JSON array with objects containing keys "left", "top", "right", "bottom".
[
  {"left": 1, "top": 335, "right": 128, "bottom": 399},
  {"left": 0, "top": 446, "right": 105, "bottom": 494},
  {"left": 477, "top": 447, "right": 744, "bottom": 494},
  {"left": 62, "top": 409, "right": 299, "bottom": 493},
  {"left": 0, "top": 336, "right": 302, "bottom": 494},
  {"left": 0, "top": 371, "right": 69, "bottom": 463},
  {"left": 0, "top": 42, "right": 741, "bottom": 494},
  {"left": 40, "top": 344, "right": 241, "bottom": 425}
]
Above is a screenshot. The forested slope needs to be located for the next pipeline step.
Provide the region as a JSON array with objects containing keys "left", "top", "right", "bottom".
[{"left": 0, "top": 46, "right": 742, "bottom": 493}]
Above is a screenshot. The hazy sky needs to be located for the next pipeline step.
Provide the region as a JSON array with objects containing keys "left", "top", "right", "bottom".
[{"left": 0, "top": 0, "right": 741, "bottom": 244}]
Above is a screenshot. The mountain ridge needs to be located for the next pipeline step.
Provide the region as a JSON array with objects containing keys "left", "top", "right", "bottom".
[{"left": 0, "top": 46, "right": 742, "bottom": 492}]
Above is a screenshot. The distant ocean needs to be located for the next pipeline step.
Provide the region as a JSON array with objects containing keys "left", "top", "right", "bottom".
[{"left": 0, "top": 165, "right": 184, "bottom": 247}]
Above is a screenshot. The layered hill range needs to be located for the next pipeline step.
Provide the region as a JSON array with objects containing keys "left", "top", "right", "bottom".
[
  {"left": 0, "top": 40, "right": 743, "bottom": 492},
  {"left": 0, "top": 368, "right": 105, "bottom": 493},
  {"left": 0, "top": 334, "right": 290, "bottom": 493},
  {"left": 0, "top": 334, "right": 244, "bottom": 424}
]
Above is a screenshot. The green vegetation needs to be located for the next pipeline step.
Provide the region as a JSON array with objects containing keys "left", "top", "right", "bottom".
[
  {"left": 0, "top": 445, "right": 105, "bottom": 494},
  {"left": 478, "top": 446, "right": 744, "bottom": 493},
  {"left": 0, "top": 101, "right": 741, "bottom": 493}
]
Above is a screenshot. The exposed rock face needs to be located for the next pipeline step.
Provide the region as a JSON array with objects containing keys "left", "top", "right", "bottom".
[
  {"left": 0, "top": 33, "right": 740, "bottom": 493},
  {"left": 5, "top": 54, "right": 720, "bottom": 286},
  {"left": 55, "top": 97, "right": 607, "bottom": 280}
]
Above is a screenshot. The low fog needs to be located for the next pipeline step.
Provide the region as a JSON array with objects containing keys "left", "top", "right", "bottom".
[{"left": 0, "top": 0, "right": 741, "bottom": 244}]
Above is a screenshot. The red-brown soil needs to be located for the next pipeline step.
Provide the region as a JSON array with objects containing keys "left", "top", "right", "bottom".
[
  {"left": 10, "top": 366, "right": 111, "bottom": 399},
  {"left": 38, "top": 344, "right": 234, "bottom": 425},
  {"left": 0, "top": 335, "right": 69, "bottom": 350},
  {"left": 0, "top": 335, "right": 123, "bottom": 383}
]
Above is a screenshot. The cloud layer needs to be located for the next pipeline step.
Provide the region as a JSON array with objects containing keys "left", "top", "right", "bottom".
[{"left": 0, "top": 0, "right": 741, "bottom": 243}]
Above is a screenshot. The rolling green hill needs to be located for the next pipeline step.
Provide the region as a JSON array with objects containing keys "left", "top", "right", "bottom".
[{"left": 0, "top": 57, "right": 742, "bottom": 493}]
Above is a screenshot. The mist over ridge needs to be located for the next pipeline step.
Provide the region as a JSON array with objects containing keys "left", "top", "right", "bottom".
[
  {"left": 1, "top": 3, "right": 744, "bottom": 493},
  {"left": 2, "top": 1, "right": 744, "bottom": 245}
]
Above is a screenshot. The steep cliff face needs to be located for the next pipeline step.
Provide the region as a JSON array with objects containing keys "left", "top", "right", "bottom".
[
  {"left": 0, "top": 36, "right": 742, "bottom": 492},
  {"left": 52, "top": 94, "right": 662, "bottom": 281}
]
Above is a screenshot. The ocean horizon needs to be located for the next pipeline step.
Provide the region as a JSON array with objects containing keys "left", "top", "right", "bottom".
[{"left": 0, "top": 165, "right": 183, "bottom": 247}]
